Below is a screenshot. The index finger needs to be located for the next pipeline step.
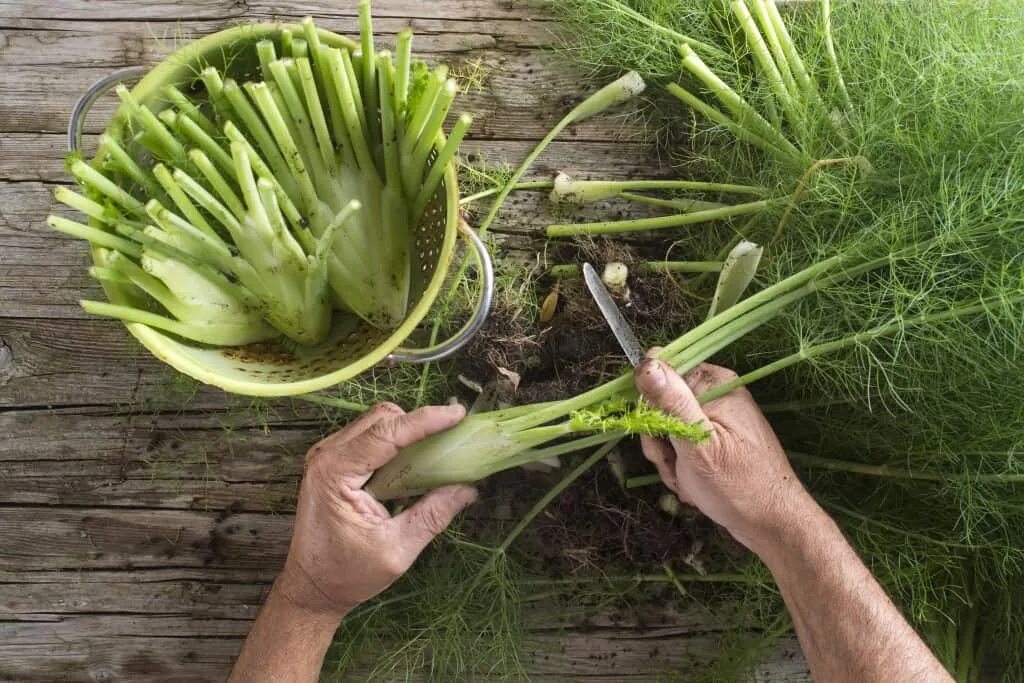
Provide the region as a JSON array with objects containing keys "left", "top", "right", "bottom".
[
  {"left": 685, "top": 363, "right": 740, "bottom": 399},
  {"left": 341, "top": 404, "right": 467, "bottom": 486},
  {"left": 306, "top": 402, "right": 404, "bottom": 464},
  {"left": 686, "top": 363, "right": 760, "bottom": 424}
]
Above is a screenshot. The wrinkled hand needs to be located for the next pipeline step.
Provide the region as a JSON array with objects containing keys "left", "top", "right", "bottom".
[
  {"left": 275, "top": 403, "right": 477, "bottom": 619},
  {"left": 634, "top": 359, "right": 814, "bottom": 552}
]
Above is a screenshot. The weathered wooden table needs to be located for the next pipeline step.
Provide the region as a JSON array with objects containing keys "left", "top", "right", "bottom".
[{"left": 0, "top": 1, "right": 808, "bottom": 679}]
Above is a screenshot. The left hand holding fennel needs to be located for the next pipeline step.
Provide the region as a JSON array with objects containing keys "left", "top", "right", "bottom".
[{"left": 229, "top": 402, "right": 477, "bottom": 683}]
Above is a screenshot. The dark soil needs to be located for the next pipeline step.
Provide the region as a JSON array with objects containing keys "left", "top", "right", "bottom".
[
  {"left": 471, "top": 439, "right": 744, "bottom": 586},
  {"left": 457, "top": 237, "right": 700, "bottom": 406}
]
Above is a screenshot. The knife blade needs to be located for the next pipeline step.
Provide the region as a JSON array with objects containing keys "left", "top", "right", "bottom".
[{"left": 582, "top": 262, "right": 646, "bottom": 367}]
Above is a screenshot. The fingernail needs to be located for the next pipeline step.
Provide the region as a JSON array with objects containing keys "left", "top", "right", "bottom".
[
  {"left": 637, "top": 359, "right": 667, "bottom": 392},
  {"left": 454, "top": 485, "right": 479, "bottom": 506},
  {"left": 448, "top": 403, "right": 467, "bottom": 418}
]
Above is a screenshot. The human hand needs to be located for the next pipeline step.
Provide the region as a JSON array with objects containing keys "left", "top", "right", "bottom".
[
  {"left": 274, "top": 402, "right": 478, "bottom": 620},
  {"left": 634, "top": 359, "right": 817, "bottom": 553}
]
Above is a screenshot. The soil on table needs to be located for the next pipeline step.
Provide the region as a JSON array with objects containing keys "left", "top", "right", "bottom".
[{"left": 458, "top": 237, "right": 701, "bottom": 405}]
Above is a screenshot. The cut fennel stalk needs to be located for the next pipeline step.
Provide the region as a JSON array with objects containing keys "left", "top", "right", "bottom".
[
  {"left": 368, "top": 229, "right": 1024, "bottom": 500},
  {"left": 49, "top": 11, "right": 471, "bottom": 346}
]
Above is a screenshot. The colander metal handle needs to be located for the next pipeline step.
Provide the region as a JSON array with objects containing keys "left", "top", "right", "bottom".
[
  {"left": 68, "top": 68, "right": 494, "bottom": 366},
  {"left": 68, "top": 68, "right": 150, "bottom": 153},
  {"left": 388, "top": 218, "right": 495, "bottom": 364}
]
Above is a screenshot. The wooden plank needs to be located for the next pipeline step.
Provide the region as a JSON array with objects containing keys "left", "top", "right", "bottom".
[
  {"left": 0, "top": 19, "right": 540, "bottom": 68},
  {"left": 0, "top": 0, "right": 241, "bottom": 21},
  {"left": 0, "top": 0, "right": 542, "bottom": 23},
  {"left": 0, "top": 408, "right": 320, "bottom": 462},
  {"left": 0, "top": 569, "right": 274, "bottom": 616},
  {"left": 0, "top": 630, "right": 249, "bottom": 683},
  {"left": 0, "top": 505, "right": 294, "bottom": 571},
  {"left": 0, "top": 568, "right": 272, "bottom": 682},
  {"left": 0, "top": 569, "right": 809, "bottom": 683},
  {"left": 0, "top": 406, "right": 551, "bottom": 515},
  {"left": 0, "top": 465, "right": 300, "bottom": 514},
  {"left": 0, "top": 619, "right": 807, "bottom": 683},
  {"left": 0, "top": 570, "right": 728, "bottom": 626},
  {"left": 0, "top": 410, "right": 315, "bottom": 511},
  {"left": 0, "top": 180, "right": 109, "bottom": 319},
  {"left": 0, "top": 133, "right": 81, "bottom": 182},
  {"left": 0, "top": 316, "right": 245, "bottom": 410},
  {"left": 0, "top": 16, "right": 644, "bottom": 142},
  {"left": 522, "top": 631, "right": 807, "bottom": 681}
]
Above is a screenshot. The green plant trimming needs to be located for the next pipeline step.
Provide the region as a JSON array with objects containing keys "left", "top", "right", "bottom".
[{"left": 570, "top": 399, "right": 710, "bottom": 442}]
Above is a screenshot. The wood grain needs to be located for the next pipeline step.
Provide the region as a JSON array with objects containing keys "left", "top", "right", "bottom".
[
  {"left": 0, "top": 607, "right": 809, "bottom": 682},
  {"left": 0, "top": 409, "right": 314, "bottom": 510},
  {"left": 0, "top": 13, "right": 635, "bottom": 142}
]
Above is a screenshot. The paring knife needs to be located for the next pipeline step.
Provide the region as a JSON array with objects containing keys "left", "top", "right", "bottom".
[{"left": 582, "top": 263, "right": 646, "bottom": 367}]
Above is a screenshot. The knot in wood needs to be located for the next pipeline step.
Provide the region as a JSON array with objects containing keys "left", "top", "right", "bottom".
[{"left": 0, "top": 339, "right": 12, "bottom": 386}]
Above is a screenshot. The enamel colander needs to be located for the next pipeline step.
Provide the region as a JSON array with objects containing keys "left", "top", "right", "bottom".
[{"left": 67, "top": 23, "right": 492, "bottom": 397}]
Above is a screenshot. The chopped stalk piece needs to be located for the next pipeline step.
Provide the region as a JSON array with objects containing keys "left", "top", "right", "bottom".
[
  {"left": 706, "top": 240, "right": 764, "bottom": 319},
  {"left": 50, "top": 15, "right": 473, "bottom": 343}
]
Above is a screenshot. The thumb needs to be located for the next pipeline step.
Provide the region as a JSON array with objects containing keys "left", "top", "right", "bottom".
[
  {"left": 393, "top": 484, "right": 478, "bottom": 558},
  {"left": 635, "top": 359, "right": 709, "bottom": 427}
]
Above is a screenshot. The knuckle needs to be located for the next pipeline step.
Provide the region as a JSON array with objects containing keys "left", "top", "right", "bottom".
[
  {"left": 692, "top": 452, "right": 721, "bottom": 480},
  {"left": 365, "top": 418, "right": 400, "bottom": 447},
  {"left": 730, "top": 386, "right": 753, "bottom": 403},
  {"left": 380, "top": 552, "right": 407, "bottom": 579},
  {"left": 683, "top": 364, "right": 709, "bottom": 384},
  {"left": 685, "top": 363, "right": 739, "bottom": 395},
  {"left": 422, "top": 506, "right": 450, "bottom": 536},
  {"left": 306, "top": 452, "right": 332, "bottom": 478},
  {"left": 304, "top": 442, "right": 323, "bottom": 465},
  {"left": 663, "top": 394, "right": 694, "bottom": 418},
  {"left": 372, "top": 401, "right": 404, "bottom": 416},
  {"left": 705, "top": 364, "right": 739, "bottom": 383}
]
